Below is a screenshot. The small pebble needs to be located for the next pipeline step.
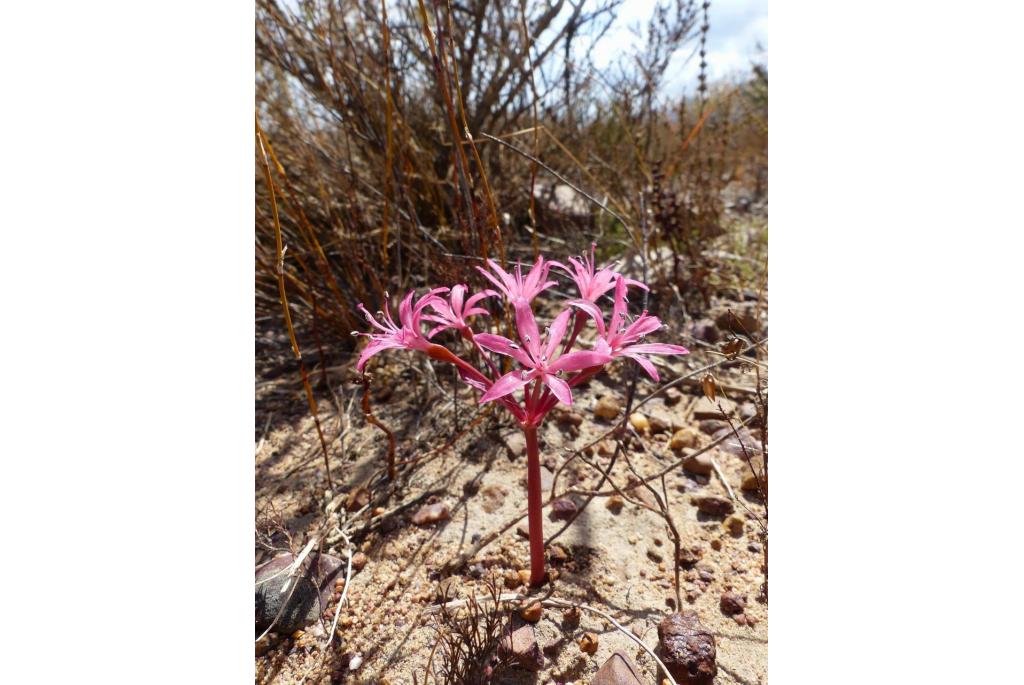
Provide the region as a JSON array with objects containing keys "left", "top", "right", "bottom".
[
  {"left": 594, "top": 396, "right": 622, "bottom": 420},
  {"left": 629, "top": 413, "right": 650, "bottom": 432},
  {"left": 579, "top": 632, "right": 600, "bottom": 654},
  {"left": 520, "top": 601, "right": 543, "bottom": 622}
]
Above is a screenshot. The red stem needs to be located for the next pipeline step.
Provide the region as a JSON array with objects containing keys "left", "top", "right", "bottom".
[{"left": 522, "top": 423, "right": 546, "bottom": 586}]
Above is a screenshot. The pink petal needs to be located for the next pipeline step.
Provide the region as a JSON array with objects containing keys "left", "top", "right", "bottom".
[
  {"left": 480, "top": 371, "right": 533, "bottom": 404},
  {"left": 625, "top": 353, "right": 660, "bottom": 381},
  {"left": 398, "top": 290, "right": 416, "bottom": 328},
  {"left": 465, "top": 289, "right": 498, "bottom": 310},
  {"left": 567, "top": 299, "right": 605, "bottom": 334},
  {"left": 542, "top": 373, "right": 573, "bottom": 405},
  {"left": 474, "top": 333, "right": 533, "bottom": 367},
  {"left": 356, "top": 338, "right": 403, "bottom": 372},
  {"left": 549, "top": 349, "right": 610, "bottom": 373},
  {"left": 357, "top": 303, "right": 391, "bottom": 333},
  {"left": 610, "top": 276, "right": 627, "bottom": 334},
  {"left": 625, "top": 343, "right": 689, "bottom": 356},
  {"left": 622, "top": 314, "right": 663, "bottom": 341},
  {"left": 544, "top": 309, "right": 573, "bottom": 360},
  {"left": 514, "top": 302, "right": 541, "bottom": 358},
  {"left": 450, "top": 284, "right": 466, "bottom": 316},
  {"left": 477, "top": 263, "right": 512, "bottom": 297},
  {"left": 426, "top": 324, "right": 451, "bottom": 339},
  {"left": 624, "top": 276, "right": 649, "bottom": 291}
]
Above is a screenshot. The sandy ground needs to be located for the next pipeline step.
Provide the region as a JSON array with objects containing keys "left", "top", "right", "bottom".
[{"left": 255, "top": 324, "right": 768, "bottom": 685}]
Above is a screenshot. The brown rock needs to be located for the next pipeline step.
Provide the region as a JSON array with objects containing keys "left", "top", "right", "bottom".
[
  {"left": 712, "top": 427, "right": 762, "bottom": 458},
  {"left": 725, "top": 515, "right": 745, "bottom": 537},
  {"left": 548, "top": 544, "right": 569, "bottom": 564},
  {"left": 648, "top": 415, "right": 672, "bottom": 434},
  {"left": 670, "top": 428, "right": 698, "bottom": 450},
  {"left": 550, "top": 497, "right": 578, "bottom": 520},
  {"left": 692, "top": 396, "right": 736, "bottom": 421},
  {"left": 344, "top": 487, "right": 371, "bottom": 512},
  {"left": 720, "top": 592, "right": 746, "bottom": 616},
  {"left": 499, "top": 616, "right": 544, "bottom": 672},
  {"left": 520, "top": 601, "right": 543, "bottom": 623},
  {"left": 606, "top": 495, "right": 625, "bottom": 513},
  {"left": 350, "top": 552, "right": 368, "bottom": 571},
  {"left": 480, "top": 484, "right": 508, "bottom": 513},
  {"left": 694, "top": 495, "right": 734, "bottom": 517},
  {"left": 740, "top": 457, "right": 766, "bottom": 493},
  {"left": 591, "top": 651, "right": 644, "bottom": 685},
  {"left": 411, "top": 502, "right": 450, "bottom": 526},
  {"left": 657, "top": 612, "right": 717, "bottom": 684},
  {"left": 698, "top": 419, "right": 728, "bottom": 434},
  {"left": 594, "top": 396, "right": 622, "bottom": 420},
  {"left": 629, "top": 413, "right": 650, "bottom": 432},
  {"left": 579, "top": 631, "right": 600, "bottom": 655},
  {"left": 664, "top": 387, "right": 684, "bottom": 406},
  {"left": 682, "top": 453, "right": 713, "bottom": 476},
  {"left": 678, "top": 546, "right": 703, "bottom": 567},
  {"left": 562, "top": 605, "right": 582, "bottom": 627},
  {"left": 255, "top": 553, "right": 344, "bottom": 634},
  {"left": 627, "top": 481, "right": 659, "bottom": 510},
  {"left": 555, "top": 409, "right": 585, "bottom": 426}
]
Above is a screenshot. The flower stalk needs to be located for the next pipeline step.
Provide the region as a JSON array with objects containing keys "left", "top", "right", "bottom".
[{"left": 352, "top": 248, "right": 689, "bottom": 586}]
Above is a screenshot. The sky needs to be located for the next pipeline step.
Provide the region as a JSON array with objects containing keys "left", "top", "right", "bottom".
[{"left": 586, "top": 0, "right": 768, "bottom": 96}]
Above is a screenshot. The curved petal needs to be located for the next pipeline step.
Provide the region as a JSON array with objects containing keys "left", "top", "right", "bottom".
[
  {"left": 610, "top": 276, "right": 627, "bottom": 335},
  {"left": 544, "top": 309, "right": 573, "bottom": 360},
  {"left": 426, "top": 323, "right": 451, "bottom": 339},
  {"left": 480, "top": 370, "right": 533, "bottom": 404},
  {"left": 474, "top": 333, "right": 533, "bottom": 367},
  {"left": 623, "top": 276, "right": 650, "bottom": 291},
  {"left": 397, "top": 290, "right": 416, "bottom": 328},
  {"left": 622, "top": 314, "right": 663, "bottom": 341},
  {"left": 356, "top": 338, "right": 403, "bottom": 372},
  {"left": 449, "top": 284, "right": 466, "bottom": 316},
  {"left": 465, "top": 289, "right": 498, "bottom": 310},
  {"left": 357, "top": 303, "right": 392, "bottom": 333},
  {"left": 542, "top": 373, "right": 573, "bottom": 405},
  {"left": 625, "top": 352, "right": 660, "bottom": 381},
  {"left": 514, "top": 302, "right": 541, "bottom": 359},
  {"left": 476, "top": 264, "right": 511, "bottom": 298},
  {"left": 624, "top": 343, "right": 689, "bottom": 356},
  {"left": 549, "top": 349, "right": 611, "bottom": 373},
  {"left": 567, "top": 299, "right": 605, "bottom": 335},
  {"left": 523, "top": 256, "right": 546, "bottom": 295}
]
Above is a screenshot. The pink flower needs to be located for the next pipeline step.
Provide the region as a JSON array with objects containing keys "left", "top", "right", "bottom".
[
  {"left": 476, "top": 256, "right": 557, "bottom": 308},
  {"left": 421, "top": 284, "right": 498, "bottom": 338},
  {"left": 593, "top": 277, "right": 689, "bottom": 381},
  {"left": 353, "top": 288, "right": 449, "bottom": 372},
  {"left": 554, "top": 243, "right": 647, "bottom": 324},
  {"left": 475, "top": 305, "right": 610, "bottom": 407}
]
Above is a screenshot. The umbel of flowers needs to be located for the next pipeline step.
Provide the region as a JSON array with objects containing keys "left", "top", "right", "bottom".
[{"left": 354, "top": 245, "right": 688, "bottom": 586}]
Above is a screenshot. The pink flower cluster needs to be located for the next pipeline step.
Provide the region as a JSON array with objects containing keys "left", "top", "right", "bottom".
[{"left": 353, "top": 245, "right": 689, "bottom": 427}]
